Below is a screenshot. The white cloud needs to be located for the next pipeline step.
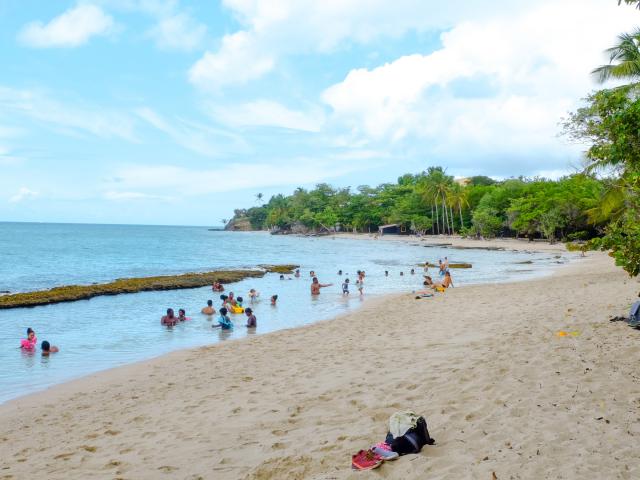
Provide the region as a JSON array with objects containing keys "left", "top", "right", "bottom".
[
  {"left": 104, "top": 191, "right": 172, "bottom": 201},
  {"left": 320, "top": 0, "right": 637, "bottom": 174},
  {"left": 9, "top": 187, "right": 39, "bottom": 203},
  {"left": 0, "top": 86, "right": 137, "bottom": 141},
  {"left": 212, "top": 100, "right": 325, "bottom": 132},
  {"left": 147, "top": 12, "right": 206, "bottom": 51},
  {"left": 189, "top": 0, "right": 519, "bottom": 89},
  {"left": 189, "top": 31, "right": 274, "bottom": 89},
  {"left": 135, "top": 107, "right": 246, "bottom": 156},
  {"left": 108, "top": 156, "right": 373, "bottom": 196},
  {"left": 18, "top": 4, "right": 115, "bottom": 48}
]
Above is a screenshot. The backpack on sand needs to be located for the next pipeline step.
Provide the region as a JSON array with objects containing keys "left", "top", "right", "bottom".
[{"left": 385, "top": 416, "right": 435, "bottom": 455}]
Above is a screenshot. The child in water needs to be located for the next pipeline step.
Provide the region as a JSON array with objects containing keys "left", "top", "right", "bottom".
[
  {"left": 248, "top": 289, "right": 260, "bottom": 302},
  {"left": 41, "top": 340, "right": 59, "bottom": 355},
  {"left": 178, "top": 309, "right": 188, "bottom": 321},
  {"left": 244, "top": 308, "right": 257, "bottom": 328},
  {"left": 213, "top": 307, "right": 233, "bottom": 330},
  {"left": 271, "top": 294, "right": 278, "bottom": 306},
  {"left": 20, "top": 328, "right": 37, "bottom": 350},
  {"left": 342, "top": 278, "right": 350, "bottom": 295}
]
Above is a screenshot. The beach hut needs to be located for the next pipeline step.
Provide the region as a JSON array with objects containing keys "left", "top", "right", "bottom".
[{"left": 378, "top": 224, "right": 402, "bottom": 235}]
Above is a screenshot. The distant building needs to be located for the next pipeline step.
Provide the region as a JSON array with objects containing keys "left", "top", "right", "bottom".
[{"left": 378, "top": 223, "right": 409, "bottom": 235}]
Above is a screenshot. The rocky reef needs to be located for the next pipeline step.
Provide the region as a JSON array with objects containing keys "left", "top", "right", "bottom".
[{"left": 0, "top": 265, "right": 297, "bottom": 309}]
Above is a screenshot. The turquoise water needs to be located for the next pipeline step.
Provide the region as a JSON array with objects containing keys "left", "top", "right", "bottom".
[{"left": 0, "top": 223, "right": 566, "bottom": 403}]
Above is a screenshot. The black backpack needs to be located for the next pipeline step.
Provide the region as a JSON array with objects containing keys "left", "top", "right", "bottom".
[{"left": 385, "top": 416, "right": 435, "bottom": 455}]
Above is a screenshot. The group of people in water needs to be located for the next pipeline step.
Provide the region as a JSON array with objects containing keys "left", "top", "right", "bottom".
[
  {"left": 19, "top": 327, "right": 59, "bottom": 355},
  {"left": 160, "top": 258, "right": 455, "bottom": 333}
]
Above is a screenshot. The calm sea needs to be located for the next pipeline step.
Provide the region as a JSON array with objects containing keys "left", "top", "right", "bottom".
[{"left": 0, "top": 222, "right": 565, "bottom": 403}]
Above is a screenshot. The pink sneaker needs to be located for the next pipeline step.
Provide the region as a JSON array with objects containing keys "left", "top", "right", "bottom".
[
  {"left": 372, "top": 442, "right": 399, "bottom": 461},
  {"left": 352, "top": 449, "right": 384, "bottom": 470}
]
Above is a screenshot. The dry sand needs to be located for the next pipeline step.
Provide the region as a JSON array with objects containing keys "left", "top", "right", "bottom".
[{"left": 1, "top": 244, "right": 640, "bottom": 479}]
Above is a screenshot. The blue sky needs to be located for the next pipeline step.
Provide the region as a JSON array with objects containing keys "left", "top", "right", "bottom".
[{"left": 0, "top": 0, "right": 637, "bottom": 226}]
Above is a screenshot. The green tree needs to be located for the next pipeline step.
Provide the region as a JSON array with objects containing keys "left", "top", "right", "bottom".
[{"left": 592, "top": 28, "right": 640, "bottom": 83}]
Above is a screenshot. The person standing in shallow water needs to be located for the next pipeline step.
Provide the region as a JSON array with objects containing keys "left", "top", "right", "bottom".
[
  {"left": 161, "top": 308, "right": 177, "bottom": 327},
  {"left": 311, "top": 277, "right": 332, "bottom": 295}
]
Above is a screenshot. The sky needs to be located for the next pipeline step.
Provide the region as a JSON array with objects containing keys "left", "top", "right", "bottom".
[{"left": 0, "top": 0, "right": 637, "bottom": 226}]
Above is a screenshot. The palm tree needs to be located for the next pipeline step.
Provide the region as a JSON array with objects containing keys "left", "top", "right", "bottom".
[
  {"left": 255, "top": 192, "right": 264, "bottom": 203},
  {"left": 448, "top": 184, "right": 469, "bottom": 232},
  {"left": 592, "top": 28, "right": 640, "bottom": 83},
  {"left": 221, "top": 218, "right": 228, "bottom": 226}
]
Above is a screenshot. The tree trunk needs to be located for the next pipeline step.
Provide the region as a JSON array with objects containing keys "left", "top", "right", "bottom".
[
  {"left": 449, "top": 203, "right": 455, "bottom": 234},
  {"left": 434, "top": 201, "right": 440, "bottom": 235},
  {"left": 458, "top": 204, "right": 464, "bottom": 231},
  {"left": 431, "top": 204, "right": 435, "bottom": 235},
  {"left": 441, "top": 193, "right": 449, "bottom": 235}
]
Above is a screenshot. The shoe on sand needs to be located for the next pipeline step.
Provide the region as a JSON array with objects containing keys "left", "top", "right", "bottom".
[
  {"left": 372, "top": 442, "right": 399, "bottom": 461},
  {"left": 352, "top": 449, "right": 383, "bottom": 470}
]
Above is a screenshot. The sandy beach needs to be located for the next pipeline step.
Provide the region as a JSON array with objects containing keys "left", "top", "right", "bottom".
[{"left": 1, "top": 241, "right": 639, "bottom": 479}]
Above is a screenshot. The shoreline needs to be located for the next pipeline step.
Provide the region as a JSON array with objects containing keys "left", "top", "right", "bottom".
[{"left": 2, "top": 251, "right": 638, "bottom": 479}]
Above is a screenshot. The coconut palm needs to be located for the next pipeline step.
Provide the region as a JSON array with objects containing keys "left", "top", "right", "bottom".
[
  {"left": 255, "top": 192, "right": 264, "bottom": 203},
  {"left": 592, "top": 28, "right": 640, "bottom": 84},
  {"left": 448, "top": 184, "right": 469, "bottom": 232}
]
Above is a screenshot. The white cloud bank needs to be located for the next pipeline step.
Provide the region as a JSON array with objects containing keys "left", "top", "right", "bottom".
[
  {"left": 148, "top": 12, "right": 206, "bottom": 51},
  {"left": 212, "top": 100, "right": 325, "bottom": 132},
  {"left": 320, "top": 0, "right": 637, "bottom": 171},
  {"left": 18, "top": 4, "right": 115, "bottom": 48}
]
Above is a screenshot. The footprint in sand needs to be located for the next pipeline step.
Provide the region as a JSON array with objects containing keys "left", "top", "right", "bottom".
[{"left": 158, "top": 465, "right": 178, "bottom": 473}]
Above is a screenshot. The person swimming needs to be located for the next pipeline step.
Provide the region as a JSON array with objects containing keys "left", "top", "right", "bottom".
[
  {"left": 41, "top": 340, "right": 59, "bottom": 355},
  {"left": 201, "top": 300, "right": 216, "bottom": 315},
  {"left": 212, "top": 281, "right": 224, "bottom": 292},
  {"left": 295, "top": 269, "right": 300, "bottom": 278},
  {"left": 244, "top": 307, "right": 257, "bottom": 328},
  {"left": 280, "top": 274, "right": 285, "bottom": 280},
  {"left": 271, "top": 294, "right": 278, "bottom": 305},
  {"left": 213, "top": 307, "right": 233, "bottom": 330},
  {"left": 178, "top": 309, "right": 188, "bottom": 321},
  {"left": 20, "top": 328, "right": 37, "bottom": 350},
  {"left": 311, "top": 277, "right": 332, "bottom": 295},
  {"left": 338, "top": 269, "right": 343, "bottom": 275},
  {"left": 161, "top": 308, "right": 178, "bottom": 327},
  {"left": 248, "top": 289, "right": 260, "bottom": 302},
  {"left": 410, "top": 268, "right": 415, "bottom": 275},
  {"left": 236, "top": 296, "right": 244, "bottom": 307},
  {"left": 385, "top": 270, "right": 389, "bottom": 277}
]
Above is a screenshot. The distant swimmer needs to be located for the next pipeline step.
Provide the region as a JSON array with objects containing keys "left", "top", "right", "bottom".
[
  {"left": 244, "top": 307, "right": 257, "bottom": 328},
  {"left": 161, "top": 308, "right": 178, "bottom": 327},
  {"left": 309, "top": 270, "right": 315, "bottom": 277},
  {"left": 410, "top": 268, "right": 415, "bottom": 275},
  {"left": 311, "top": 277, "right": 332, "bottom": 295},
  {"left": 201, "top": 300, "right": 216, "bottom": 316},
  {"left": 213, "top": 307, "right": 233, "bottom": 330},
  {"left": 41, "top": 340, "right": 59, "bottom": 355},
  {"left": 212, "top": 281, "right": 224, "bottom": 292},
  {"left": 178, "top": 308, "right": 189, "bottom": 321},
  {"left": 385, "top": 270, "right": 389, "bottom": 277},
  {"left": 342, "top": 278, "right": 350, "bottom": 295},
  {"left": 270, "top": 294, "right": 278, "bottom": 306},
  {"left": 20, "top": 328, "right": 37, "bottom": 350},
  {"left": 338, "top": 269, "right": 343, "bottom": 275},
  {"left": 295, "top": 269, "right": 301, "bottom": 278}
]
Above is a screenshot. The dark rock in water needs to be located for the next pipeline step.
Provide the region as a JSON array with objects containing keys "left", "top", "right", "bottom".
[
  {"left": 426, "top": 262, "right": 472, "bottom": 269},
  {"left": 0, "top": 290, "right": 10, "bottom": 294},
  {"left": 514, "top": 260, "right": 533, "bottom": 264}
]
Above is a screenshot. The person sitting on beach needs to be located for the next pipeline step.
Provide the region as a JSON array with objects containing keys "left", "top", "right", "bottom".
[
  {"left": 434, "top": 271, "right": 454, "bottom": 290},
  {"left": 178, "top": 309, "right": 188, "bottom": 321},
  {"left": 423, "top": 276, "right": 434, "bottom": 287},
  {"left": 20, "top": 328, "right": 37, "bottom": 350},
  {"left": 161, "top": 308, "right": 178, "bottom": 327},
  {"left": 248, "top": 289, "right": 260, "bottom": 302},
  {"left": 271, "top": 294, "right": 278, "bottom": 305},
  {"left": 244, "top": 307, "right": 257, "bottom": 328},
  {"left": 213, "top": 307, "right": 233, "bottom": 330},
  {"left": 311, "top": 277, "right": 332, "bottom": 295},
  {"left": 41, "top": 340, "right": 59, "bottom": 355},
  {"left": 342, "top": 278, "right": 350, "bottom": 295},
  {"left": 201, "top": 300, "right": 216, "bottom": 316}
]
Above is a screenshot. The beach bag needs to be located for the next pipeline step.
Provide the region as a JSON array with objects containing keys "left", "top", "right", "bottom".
[
  {"left": 629, "top": 301, "right": 640, "bottom": 326},
  {"left": 385, "top": 413, "right": 435, "bottom": 455}
]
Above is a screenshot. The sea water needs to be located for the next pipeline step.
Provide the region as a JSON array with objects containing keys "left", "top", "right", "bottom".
[{"left": 0, "top": 223, "right": 567, "bottom": 403}]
